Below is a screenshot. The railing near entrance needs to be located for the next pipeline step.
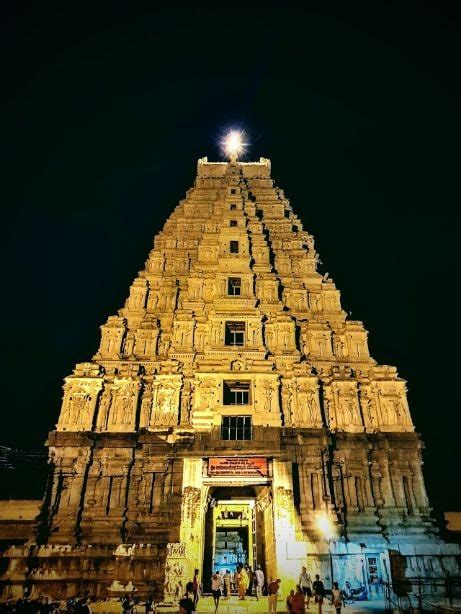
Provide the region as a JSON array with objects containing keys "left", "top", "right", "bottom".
[{"left": 383, "top": 576, "right": 461, "bottom": 613}]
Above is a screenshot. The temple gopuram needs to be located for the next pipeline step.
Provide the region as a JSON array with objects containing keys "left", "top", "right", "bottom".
[{"left": 1, "top": 145, "right": 458, "bottom": 602}]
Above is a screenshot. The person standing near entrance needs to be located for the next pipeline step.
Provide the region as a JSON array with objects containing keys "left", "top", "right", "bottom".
[
  {"left": 237, "top": 565, "right": 248, "bottom": 600},
  {"left": 192, "top": 568, "right": 200, "bottom": 610},
  {"left": 246, "top": 565, "right": 254, "bottom": 596},
  {"left": 211, "top": 570, "right": 222, "bottom": 613},
  {"left": 223, "top": 570, "right": 231, "bottom": 598},
  {"left": 254, "top": 564, "right": 265, "bottom": 601},
  {"left": 299, "top": 566, "right": 312, "bottom": 607},
  {"left": 267, "top": 578, "right": 281, "bottom": 614},
  {"left": 312, "top": 574, "right": 325, "bottom": 614}
]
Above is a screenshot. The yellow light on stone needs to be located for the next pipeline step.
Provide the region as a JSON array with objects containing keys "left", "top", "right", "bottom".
[
  {"left": 317, "top": 514, "right": 334, "bottom": 539},
  {"left": 222, "top": 130, "right": 246, "bottom": 161}
]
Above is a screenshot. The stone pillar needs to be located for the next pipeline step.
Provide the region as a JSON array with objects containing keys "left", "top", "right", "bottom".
[
  {"left": 272, "top": 460, "right": 306, "bottom": 595},
  {"left": 179, "top": 458, "right": 204, "bottom": 587}
]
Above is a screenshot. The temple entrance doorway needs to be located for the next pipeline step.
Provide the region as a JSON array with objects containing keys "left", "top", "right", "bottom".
[{"left": 202, "top": 485, "right": 274, "bottom": 592}]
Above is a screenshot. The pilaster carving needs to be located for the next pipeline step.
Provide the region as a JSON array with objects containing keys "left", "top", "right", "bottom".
[
  {"left": 134, "top": 317, "right": 159, "bottom": 358},
  {"left": 58, "top": 371, "right": 102, "bottom": 431},
  {"left": 172, "top": 314, "right": 195, "bottom": 351},
  {"left": 124, "top": 278, "right": 148, "bottom": 311},
  {"left": 106, "top": 379, "right": 140, "bottom": 432},
  {"left": 294, "top": 377, "right": 322, "bottom": 427},
  {"left": 96, "top": 316, "right": 126, "bottom": 359}
]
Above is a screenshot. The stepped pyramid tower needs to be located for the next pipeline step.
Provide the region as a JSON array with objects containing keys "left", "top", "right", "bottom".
[{"left": 1, "top": 148, "right": 457, "bottom": 602}]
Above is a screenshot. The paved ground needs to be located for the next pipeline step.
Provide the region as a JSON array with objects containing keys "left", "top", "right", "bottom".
[
  {"left": 180, "top": 595, "right": 385, "bottom": 613},
  {"left": 90, "top": 596, "right": 387, "bottom": 613}
]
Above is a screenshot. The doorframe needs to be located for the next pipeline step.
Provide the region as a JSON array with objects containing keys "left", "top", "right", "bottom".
[{"left": 200, "top": 478, "right": 273, "bottom": 585}]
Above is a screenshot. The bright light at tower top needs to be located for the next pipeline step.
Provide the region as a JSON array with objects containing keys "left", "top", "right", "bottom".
[{"left": 221, "top": 130, "right": 247, "bottom": 161}]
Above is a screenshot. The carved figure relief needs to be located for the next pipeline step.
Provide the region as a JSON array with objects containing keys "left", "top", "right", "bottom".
[
  {"left": 96, "top": 387, "right": 113, "bottom": 431},
  {"left": 360, "top": 388, "right": 378, "bottom": 430},
  {"left": 166, "top": 542, "right": 186, "bottom": 558},
  {"left": 194, "top": 325, "right": 207, "bottom": 351},
  {"left": 282, "top": 382, "right": 294, "bottom": 423},
  {"left": 344, "top": 391, "right": 359, "bottom": 425},
  {"left": 333, "top": 334, "right": 348, "bottom": 358},
  {"left": 188, "top": 280, "right": 202, "bottom": 300},
  {"left": 151, "top": 379, "right": 180, "bottom": 427},
  {"left": 323, "top": 389, "right": 335, "bottom": 429},
  {"left": 122, "top": 331, "right": 136, "bottom": 357},
  {"left": 180, "top": 380, "right": 193, "bottom": 424},
  {"left": 109, "top": 383, "right": 139, "bottom": 429},
  {"left": 98, "top": 317, "right": 125, "bottom": 358},
  {"left": 139, "top": 384, "right": 153, "bottom": 428},
  {"left": 173, "top": 320, "right": 194, "bottom": 350},
  {"left": 264, "top": 324, "right": 275, "bottom": 350},
  {"left": 181, "top": 486, "right": 201, "bottom": 527},
  {"left": 382, "top": 397, "right": 398, "bottom": 425},
  {"left": 197, "top": 379, "right": 216, "bottom": 412},
  {"left": 125, "top": 279, "right": 147, "bottom": 310},
  {"left": 309, "top": 293, "right": 322, "bottom": 311},
  {"left": 296, "top": 382, "right": 320, "bottom": 424},
  {"left": 202, "top": 279, "right": 215, "bottom": 301},
  {"left": 262, "top": 380, "right": 274, "bottom": 413},
  {"left": 60, "top": 381, "right": 100, "bottom": 430},
  {"left": 301, "top": 330, "right": 310, "bottom": 356},
  {"left": 158, "top": 332, "right": 172, "bottom": 356},
  {"left": 71, "top": 390, "right": 92, "bottom": 426},
  {"left": 158, "top": 385, "right": 175, "bottom": 417},
  {"left": 134, "top": 321, "right": 159, "bottom": 358},
  {"left": 275, "top": 486, "right": 294, "bottom": 520}
]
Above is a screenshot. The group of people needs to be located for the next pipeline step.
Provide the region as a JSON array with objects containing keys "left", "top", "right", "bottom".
[
  {"left": 0, "top": 597, "right": 62, "bottom": 613},
  {"left": 121, "top": 595, "right": 154, "bottom": 613},
  {"left": 178, "top": 565, "right": 262, "bottom": 613},
  {"left": 178, "top": 566, "right": 345, "bottom": 614},
  {"left": 0, "top": 595, "right": 93, "bottom": 613},
  {"left": 211, "top": 563, "right": 265, "bottom": 608},
  {"left": 285, "top": 570, "right": 343, "bottom": 614}
]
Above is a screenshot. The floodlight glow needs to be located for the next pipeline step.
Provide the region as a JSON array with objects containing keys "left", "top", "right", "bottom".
[
  {"left": 317, "top": 514, "right": 334, "bottom": 539},
  {"left": 221, "top": 130, "right": 247, "bottom": 160}
]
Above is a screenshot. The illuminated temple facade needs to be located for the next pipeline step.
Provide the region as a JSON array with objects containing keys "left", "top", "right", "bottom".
[{"left": 1, "top": 156, "right": 458, "bottom": 600}]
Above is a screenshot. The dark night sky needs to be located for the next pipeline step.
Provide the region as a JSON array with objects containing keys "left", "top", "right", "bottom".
[{"left": 1, "top": 4, "right": 460, "bottom": 511}]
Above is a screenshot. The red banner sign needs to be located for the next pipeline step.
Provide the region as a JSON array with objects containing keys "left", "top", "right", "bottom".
[{"left": 208, "top": 457, "right": 269, "bottom": 477}]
